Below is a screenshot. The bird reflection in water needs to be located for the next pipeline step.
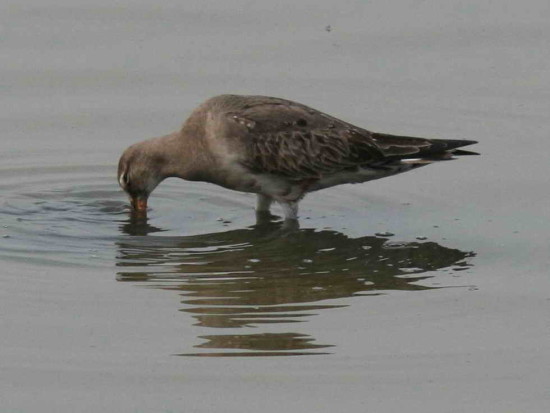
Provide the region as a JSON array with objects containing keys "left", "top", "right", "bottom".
[{"left": 116, "top": 213, "right": 474, "bottom": 357}]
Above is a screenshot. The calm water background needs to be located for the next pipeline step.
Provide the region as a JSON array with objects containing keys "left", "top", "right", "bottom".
[{"left": 2, "top": 0, "right": 550, "bottom": 411}]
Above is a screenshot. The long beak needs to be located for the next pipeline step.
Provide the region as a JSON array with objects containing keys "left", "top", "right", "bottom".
[{"left": 130, "top": 196, "right": 148, "bottom": 213}]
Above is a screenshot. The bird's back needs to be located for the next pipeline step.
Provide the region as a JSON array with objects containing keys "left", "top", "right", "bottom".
[{"left": 200, "top": 94, "right": 477, "bottom": 183}]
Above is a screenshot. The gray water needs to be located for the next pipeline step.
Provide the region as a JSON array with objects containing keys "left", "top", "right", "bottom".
[{"left": 2, "top": 0, "right": 550, "bottom": 412}]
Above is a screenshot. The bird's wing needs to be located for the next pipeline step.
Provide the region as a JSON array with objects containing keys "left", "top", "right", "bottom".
[
  {"left": 220, "top": 97, "right": 380, "bottom": 179},
  {"left": 218, "top": 96, "right": 476, "bottom": 178},
  {"left": 243, "top": 127, "right": 387, "bottom": 179}
]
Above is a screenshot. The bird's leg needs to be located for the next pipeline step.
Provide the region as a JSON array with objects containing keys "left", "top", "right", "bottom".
[
  {"left": 279, "top": 201, "right": 299, "bottom": 221},
  {"left": 255, "top": 194, "right": 275, "bottom": 225},
  {"left": 256, "top": 194, "right": 273, "bottom": 213}
]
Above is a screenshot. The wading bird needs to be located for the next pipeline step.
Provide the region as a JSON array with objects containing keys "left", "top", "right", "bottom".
[{"left": 118, "top": 94, "right": 477, "bottom": 221}]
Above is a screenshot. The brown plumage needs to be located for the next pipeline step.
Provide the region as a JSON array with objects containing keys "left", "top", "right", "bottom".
[{"left": 118, "top": 94, "right": 478, "bottom": 220}]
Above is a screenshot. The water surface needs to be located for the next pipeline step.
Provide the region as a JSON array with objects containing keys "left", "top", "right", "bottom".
[
  {"left": 2, "top": 0, "right": 550, "bottom": 412},
  {"left": 0, "top": 164, "right": 474, "bottom": 357}
]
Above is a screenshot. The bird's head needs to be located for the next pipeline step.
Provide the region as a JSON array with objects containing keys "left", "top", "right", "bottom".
[{"left": 117, "top": 142, "right": 166, "bottom": 213}]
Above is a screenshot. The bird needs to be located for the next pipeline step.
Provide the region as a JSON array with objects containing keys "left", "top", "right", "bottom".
[{"left": 118, "top": 94, "right": 477, "bottom": 221}]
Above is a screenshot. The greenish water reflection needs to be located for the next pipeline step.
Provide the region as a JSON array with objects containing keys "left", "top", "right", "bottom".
[{"left": 116, "top": 218, "right": 474, "bottom": 357}]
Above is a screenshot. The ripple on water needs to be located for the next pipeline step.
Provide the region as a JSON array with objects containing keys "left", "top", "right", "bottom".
[
  {"left": 0, "top": 164, "right": 476, "bottom": 356},
  {"left": 0, "top": 165, "right": 125, "bottom": 266},
  {"left": 0, "top": 164, "right": 252, "bottom": 267}
]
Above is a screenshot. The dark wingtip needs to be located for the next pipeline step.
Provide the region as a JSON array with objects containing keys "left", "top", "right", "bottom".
[
  {"left": 442, "top": 139, "right": 478, "bottom": 150},
  {"left": 452, "top": 149, "right": 480, "bottom": 156},
  {"left": 446, "top": 140, "right": 479, "bottom": 156},
  {"left": 415, "top": 138, "right": 479, "bottom": 158},
  {"left": 460, "top": 139, "right": 477, "bottom": 146}
]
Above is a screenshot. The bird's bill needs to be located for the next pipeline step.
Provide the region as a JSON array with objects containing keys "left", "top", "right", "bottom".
[{"left": 130, "top": 196, "right": 148, "bottom": 212}]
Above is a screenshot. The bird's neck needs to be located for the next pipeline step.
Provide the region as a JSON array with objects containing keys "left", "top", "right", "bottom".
[{"left": 154, "top": 111, "right": 217, "bottom": 183}]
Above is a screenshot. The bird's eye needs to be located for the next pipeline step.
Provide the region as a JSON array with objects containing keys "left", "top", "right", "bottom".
[{"left": 119, "top": 172, "right": 130, "bottom": 188}]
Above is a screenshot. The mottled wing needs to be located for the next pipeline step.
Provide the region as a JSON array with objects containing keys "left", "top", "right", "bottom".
[
  {"left": 223, "top": 96, "right": 384, "bottom": 178},
  {"left": 243, "top": 128, "right": 383, "bottom": 179},
  {"left": 221, "top": 95, "right": 476, "bottom": 178}
]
